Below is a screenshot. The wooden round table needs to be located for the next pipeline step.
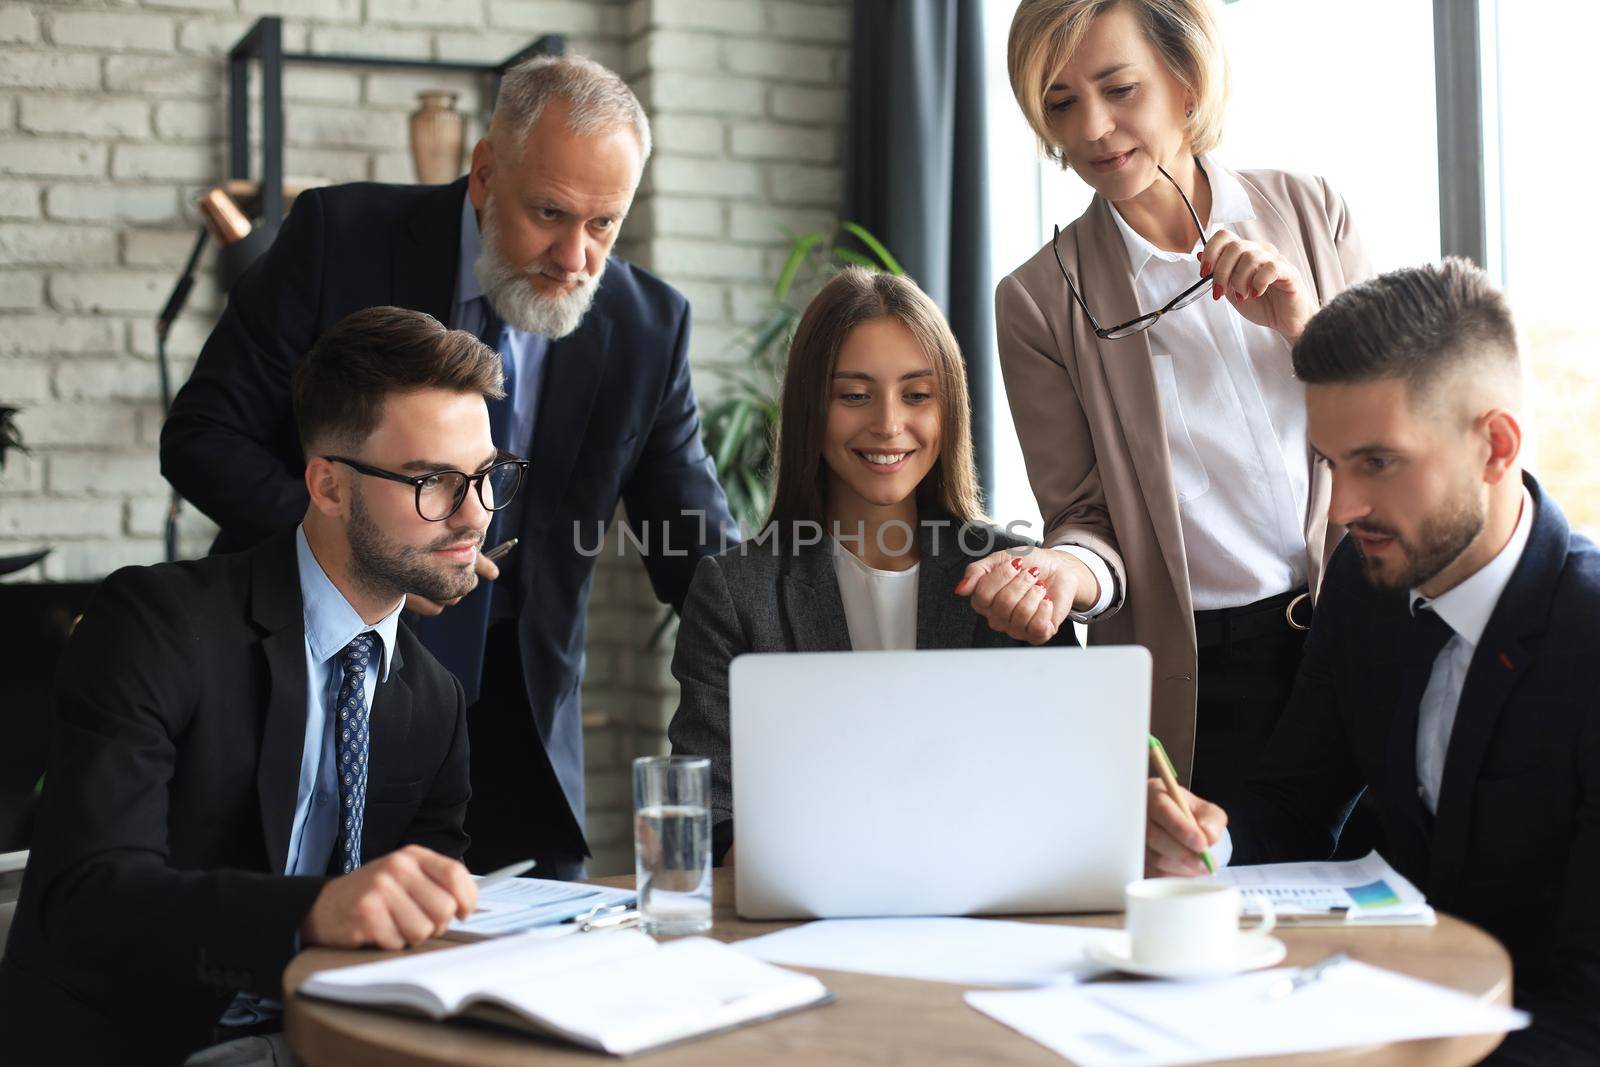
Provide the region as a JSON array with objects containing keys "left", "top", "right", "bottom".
[{"left": 283, "top": 869, "right": 1513, "bottom": 1066}]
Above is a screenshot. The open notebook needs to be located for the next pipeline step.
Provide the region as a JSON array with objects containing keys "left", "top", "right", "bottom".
[{"left": 298, "top": 929, "right": 831, "bottom": 1056}]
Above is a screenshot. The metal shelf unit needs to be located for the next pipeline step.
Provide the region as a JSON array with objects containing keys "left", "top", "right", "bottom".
[{"left": 226, "top": 16, "right": 565, "bottom": 229}]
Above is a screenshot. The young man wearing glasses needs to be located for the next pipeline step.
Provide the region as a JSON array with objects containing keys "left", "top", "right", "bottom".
[{"left": 0, "top": 307, "right": 513, "bottom": 1066}]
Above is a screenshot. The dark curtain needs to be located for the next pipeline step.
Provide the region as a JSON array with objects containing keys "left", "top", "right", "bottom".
[{"left": 844, "top": 0, "right": 995, "bottom": 502}]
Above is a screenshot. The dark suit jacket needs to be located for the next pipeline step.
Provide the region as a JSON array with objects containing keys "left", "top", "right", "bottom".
[
  {"left": 0, "top": 533, "right": 470, "bottom": 1066},
  {"left": 1230, "top": 474, "right": 1600, "bottom": 1064},
  {"left": 667, "top": 520, "right": 1080, "bottom": 860},
  {"left": 160, "top": 178, "right": 734, "bottom": 852}
]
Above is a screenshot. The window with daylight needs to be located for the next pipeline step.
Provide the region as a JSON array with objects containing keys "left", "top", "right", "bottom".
[{"left": 1489, "top": 1, "right": 1600, "bottom": 537}]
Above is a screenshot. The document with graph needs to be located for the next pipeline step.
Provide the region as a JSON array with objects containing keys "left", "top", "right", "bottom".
[{"left": 1209, "top": 851, "right": 1435, "bottom": 925}]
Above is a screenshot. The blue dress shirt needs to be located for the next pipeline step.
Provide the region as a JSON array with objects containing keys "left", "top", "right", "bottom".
[
  {"left": 222, "top": 526, "right": 403, "bottom": 1026},
  {"left": 451, "top": 192, "right": 549, "bottom": 464}
]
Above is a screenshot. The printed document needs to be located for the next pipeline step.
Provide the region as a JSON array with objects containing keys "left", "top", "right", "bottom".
[
  {"left": 967, "top": 959, "right": 1526, "bottom": 1066},
  {"left": 1208, "top": 851, "right": 1434, "bottom": 924}
]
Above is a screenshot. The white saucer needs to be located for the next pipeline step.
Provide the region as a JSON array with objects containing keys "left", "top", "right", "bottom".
[{"left": 1086, "top": 932, "right": 1287, "bottom": 980}]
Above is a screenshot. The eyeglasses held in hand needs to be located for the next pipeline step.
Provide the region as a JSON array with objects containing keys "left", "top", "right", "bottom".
[
  {"left": 1053, "top": 158, "right": 1213, "bottom": 340},
  {"left": 325, "top": 451, "right": 530, "bottom": 522}
]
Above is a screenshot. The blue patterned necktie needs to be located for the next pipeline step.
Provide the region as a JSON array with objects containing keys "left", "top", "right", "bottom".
[{"left": 335, "top": 632, "right": 378, "bottom": 875}]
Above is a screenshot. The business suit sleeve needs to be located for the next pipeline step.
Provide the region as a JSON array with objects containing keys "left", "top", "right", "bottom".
[
  {"left": 1484, "top": 713, "right": 1600, "bottom": 1064},
  {"left": 1226, "top": 556, "right": 1367, "bottom": 860},
  {"left": 1318, "top": 176, "right": 1375, "bottom": 293},
  {"left": 666, "top": 555, "right": 744, "bottom": 861},
  {"left": 621, "top": 301, "right": 738, "bottom": 613},
  {"left": 400, "top": 673, "right": 472, "bottom": 859},
  {"left": 27, "top": 569, "right": 326, "bottom": 1001},
  {"left": 994, "top": 273, "right": 1126, "bottom": 617},
  {"left": 160, "top": 189, "right": 325, "bottom": 548}
]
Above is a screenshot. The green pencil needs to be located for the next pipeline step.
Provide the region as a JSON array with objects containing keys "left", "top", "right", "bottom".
[{"left": 1149, "top": 735, "right": 1215, "bottom": 874}]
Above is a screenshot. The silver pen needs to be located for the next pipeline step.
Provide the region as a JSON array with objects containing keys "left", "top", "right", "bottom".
[
  {"left": 476, "top": 858, "right": 537, "bottom": 886},
  {"left": 483, "top": 538, "right": 519, "bottom": 563},
  {"left": 1262, "top": 951, "right": 1350, "bottom": 1001},
  {"left": 579, "top": 910, "right": 641, "bottom": 934}
]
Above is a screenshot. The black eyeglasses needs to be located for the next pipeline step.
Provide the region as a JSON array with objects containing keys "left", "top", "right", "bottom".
[
  {"left": 326, "top": 451, "right": 530, "bottom": 522},
  {"left": 1053, "top": 159, "right": 1212, "bottom": 340}
]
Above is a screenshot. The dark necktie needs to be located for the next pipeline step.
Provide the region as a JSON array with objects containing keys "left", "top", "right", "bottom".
[
  {"left": 478, "top": 299, "right": 516, "bottom": 453},
  {"left": 409, "top": 300, "right": 521, "bottom": 704},
  {"left": 1385, "top": 604, "right": 1456, "bottom": 863},
  {"left": 335, "top": 632, "right": 377, "bottom": 875},
  {"left": 1401, "top": 605, "right": 1456, "bottom": 714}
]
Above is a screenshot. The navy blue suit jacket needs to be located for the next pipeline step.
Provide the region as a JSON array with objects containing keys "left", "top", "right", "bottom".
[
  {"left": 1231, "top": 474, "right": 1600, "bottom": 1063},
  {"left": 160, "top": 179, "right": 735, "bottom": 851}
]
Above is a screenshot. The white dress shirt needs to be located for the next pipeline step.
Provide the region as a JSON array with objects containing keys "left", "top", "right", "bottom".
[
  {"left": 1051, "top": 543, "right": 1117, "bottom": 620},
  {"left": 1411, "top": 486, "right": 1535, "bottom": 814},
  {"left": 832, "top": 539, "right": 919, "bottom": 652},
  {"left": 1095, "top": 155, "right": 1313, "bottom": 612}
]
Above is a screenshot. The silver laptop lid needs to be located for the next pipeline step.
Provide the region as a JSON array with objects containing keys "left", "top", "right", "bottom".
[{"left": 730, "top": 646, "right": 1151, "bottom": 919}]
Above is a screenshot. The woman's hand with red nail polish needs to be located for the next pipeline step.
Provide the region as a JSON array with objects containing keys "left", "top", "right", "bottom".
[
  {"left": 955, "top": 548, "right": 1098, "bottom": 644},
  {"left": 1196, "top": 228, "right": 1316, "bottom": 341}
]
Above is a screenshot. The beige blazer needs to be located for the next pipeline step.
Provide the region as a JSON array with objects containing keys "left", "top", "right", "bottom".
[{"left": 995, "top": 167, "right": 1372, "bottom": 783}]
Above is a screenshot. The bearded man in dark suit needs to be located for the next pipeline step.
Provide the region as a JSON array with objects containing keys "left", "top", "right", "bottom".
[{"left": 161, "top": 55, "right": 736, "bottom": 879}]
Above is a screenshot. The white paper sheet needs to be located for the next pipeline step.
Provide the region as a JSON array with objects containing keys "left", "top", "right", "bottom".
[
  {"left": 1209, "top": 851, "right": 1432, "bottom": 921},
  {"left": 966, "top": 959, "right": 1528, "bottom": 1066},
  {"left": 732, "top": 916, "right": 1117, "bottom": 987}
]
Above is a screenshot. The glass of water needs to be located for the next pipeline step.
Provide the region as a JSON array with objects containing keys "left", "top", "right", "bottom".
[{"left": 632, "top": 755, "right": 712, "bottom": 936}]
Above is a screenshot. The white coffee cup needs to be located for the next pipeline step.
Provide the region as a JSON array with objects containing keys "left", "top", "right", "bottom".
[{"left": 1124, "top": 878, "right": 1276, "bottom": 971}]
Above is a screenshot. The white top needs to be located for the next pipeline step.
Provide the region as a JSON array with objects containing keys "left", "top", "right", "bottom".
[
  {"left": 1103, "top": 155, "right": 1312, "bottom": 611},
  {"left": 832, "top": 539, "right": 919, "bottom": 652},
  {"left": 1411, "top": 486, "right": 1535, "bottom": 814}
]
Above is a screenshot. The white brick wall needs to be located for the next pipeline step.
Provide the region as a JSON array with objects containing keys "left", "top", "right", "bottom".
[{"left": 0, "top": 0, "right": 851, "bottom": 877}]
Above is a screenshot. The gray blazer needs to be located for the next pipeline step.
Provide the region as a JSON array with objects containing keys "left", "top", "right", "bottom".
[{"left": 666, "top": 520, "right": 1078, "bottom": 859}]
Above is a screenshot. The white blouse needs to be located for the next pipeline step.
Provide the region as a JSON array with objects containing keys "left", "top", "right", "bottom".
[
  {"left": 832, "top": 539, "right": 919, "bottom": 652},
  {"left": 1104, "top": 155, "right": 1313, "bottom": 611}
]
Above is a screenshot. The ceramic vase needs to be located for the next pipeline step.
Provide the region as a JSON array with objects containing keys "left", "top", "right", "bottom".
[{"left": 409, "top": 90, "right": 464, "bottom": 185}]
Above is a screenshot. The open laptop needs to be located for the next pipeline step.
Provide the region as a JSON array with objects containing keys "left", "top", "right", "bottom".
[{"left": 729, "top": 645, "right": 1151, "bottom": 920}]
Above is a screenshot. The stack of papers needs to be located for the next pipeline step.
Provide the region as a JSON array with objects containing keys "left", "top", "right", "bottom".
[
  {"left": 733, "top": 917, "right": 1117, "bottom": 986},
  {"left": 446, "top": 877, "right": 637, "bottom": 940},
  {"left": 967, "top": 959, "right": 1527, "bottom": 1066},
  {"left": 1210, "top": 851, "right": 1435, "bottom": 925}
]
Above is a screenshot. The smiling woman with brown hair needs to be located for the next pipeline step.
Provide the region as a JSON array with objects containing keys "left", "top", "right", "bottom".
[
  {"left": 668, "top": 267, "right": 1076, "bottom": 864},
  {"left": 960, "top": 0, "right": 1373, "bottom": 808}
]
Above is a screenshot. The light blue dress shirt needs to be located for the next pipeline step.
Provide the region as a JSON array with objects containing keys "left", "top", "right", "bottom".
[
  {"left": 222, "top": 526, "right": 403, "bottom": 1026},
  {"left": 284, "top": 526, "right": 402, "bottom": 876},
  {"left": 452, "top": 192, "right": 549, "bottom": 464}
]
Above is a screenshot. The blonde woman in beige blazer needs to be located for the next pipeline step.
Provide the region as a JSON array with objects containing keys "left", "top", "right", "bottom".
[{"left": 960, "top": 0, "right": 1372, "bottom": 803}]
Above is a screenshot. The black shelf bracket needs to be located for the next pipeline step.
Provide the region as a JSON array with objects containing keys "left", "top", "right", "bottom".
[{"left": 226, "top": 17, "right": 565, "bottom": 229}]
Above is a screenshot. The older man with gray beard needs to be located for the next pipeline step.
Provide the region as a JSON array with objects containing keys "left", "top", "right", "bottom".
[{"left": 162, "top": 55, "right": 736, "bottom": 881}]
